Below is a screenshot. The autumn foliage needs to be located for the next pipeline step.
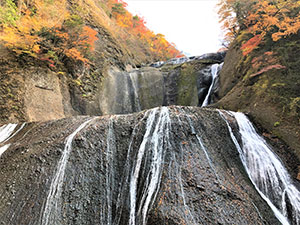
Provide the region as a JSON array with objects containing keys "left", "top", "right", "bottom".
[
  {"left": 0, "top": 0, "right": 98, "bottom": 67},
  {"left": 240, "top": 35, "right": 262, "bottom": 56},
  {"left": 0, "top": 0, "right": 99, "bottom": 66},
  {"left": 0, "top": 0, "right": 181, "bottom": 67},
  {"left": 218, "top": 0, "right": 300, "bottom": 55},
  {"left": 249, "top": 51, "right": 286, "bottom": 77},
  {"left": 106, "top": 0, "right": 181, "bottom": 59}
]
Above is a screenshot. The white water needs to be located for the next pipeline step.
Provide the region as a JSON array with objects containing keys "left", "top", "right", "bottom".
[
  {"left": 150, "top": 57, "right": 190, "bottom": 67},
  {"left": 42, "top": 119, "right": 93, "bottom": 225},
  {"left": 129, "top": 71, "right": 142, "bottom": 112},
  {"left": 112, "top": 112, "right": 146, "bottom": 225},
  {"left": 165, "top": 57, "right": 190, "bottom": 65},
  {"left": 176, "top": 155, "right": 198, "bottom": 224},
  {"left": 0, "top": 144, "right": 11, "bottom": 158},
  {"left": 0, "top": 123, "right": 25, "bottom": 157},
  {"left": 183, "top": 112, "right": 220, "bottom": 181},
  {"left": 174, "top": 113, "right": 200, "bottom": 224},
  {"left": 150, "top": 52, "right": 225, "bottom": 68},
  {"left": 129, "top": 107, "right": 171, "bottom": 225},
  {"left": 129, "top": 109, "right": 157, "bottom": 225},
  {"left": 0, "top": 124, "right": 18, "bottom": 143},
  {"left": 219, "top": 111, "right": 300, "bottom": 224},
  {"left": 202, "top": 63, "right": 223, "bottom": 107},
  {"left": 103, "top": 118, "right": 117, "bottom": 225},
  {"left": 138, "top": 107, "right": 171, "bottom": 225},
  {"left": 100, "top": 70, "right": 142, "bottom": 115}
]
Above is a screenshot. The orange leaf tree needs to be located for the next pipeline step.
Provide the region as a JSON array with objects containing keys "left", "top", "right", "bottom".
[
  {"left": 0, "top": 0, "right": 98, "bottom": 66},
  {"left": 109, "top": 0, "right": 182, "bottom": 59},
  {"left": 218, "top": 0, "right": 300, "bottom": 55}
]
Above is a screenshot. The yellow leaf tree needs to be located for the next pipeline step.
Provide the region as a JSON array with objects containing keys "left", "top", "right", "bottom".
[
  {"left": 0, "top": 0, "right": 98, "bottom": 65},
  {"left": 218, "top": 0, "right": 300, "bottom": 55}
]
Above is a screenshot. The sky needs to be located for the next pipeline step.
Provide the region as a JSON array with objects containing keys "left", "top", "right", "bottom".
[{"left": 125, "top": 0, "right": 223, "bottom": 56}]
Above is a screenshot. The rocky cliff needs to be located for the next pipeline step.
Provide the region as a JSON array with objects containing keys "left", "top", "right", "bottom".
[
  {"left": 0, "top": 0, "right": 179, "bottom": 124},
  {"left": 1, "top": 1, "right": 300, "bottom": 224},
  {"left": 0, "top": 48, "right": 224, "bottom": 123},
  {"left": 215, "top": 34, "right": 300, "bottom": 175},
  {"left": 0, "top": 106, "right": 281, "bottom": 224}
]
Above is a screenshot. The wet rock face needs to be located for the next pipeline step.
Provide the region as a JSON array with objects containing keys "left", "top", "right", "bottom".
[
  {"left": 98, "top": 67, "right": 165, "bottom": 115},
  {"left": 98, "top": 58, "right": 223, "bottom": 116},
  {"left": 197, "top": 66, "right": 213, "bottom": 105},
  {"left": 0, "top": 52, "right": 225, "bottom": 124},
  {"left": 0, "top": 106, "right": 279, "bottom": 224}
]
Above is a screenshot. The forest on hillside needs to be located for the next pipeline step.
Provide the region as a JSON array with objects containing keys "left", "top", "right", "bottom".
[
  {"left": 0, "top": 0, "right": 182, "bottom": 68},
  {"left": 219, "top": 0, "right": 300, "bottom": 71}
]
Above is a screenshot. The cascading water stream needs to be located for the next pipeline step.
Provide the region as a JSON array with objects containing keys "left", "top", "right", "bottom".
[
  {"left": 179, "top": 109, "right": 220, "bottom": 182},
  {"left": 103, "top": 118, "right": 116, "bottom": 225},
  {"left": 41, "top": 119, "right": 94, "bottom": 225},
  {"left": 129, "top": 71, "right": 142, "bottom": 112},
  {"left": 219, "top": 110, "right": 300, "bottom": 225},
  {"left": 0, "top": 124, "right": 18, "bottom": 143},
  {"left": 0, "top": 123, "right": 25, "bottom": 157},
  {"left": 1, "top": 106, "right": 291, "bottom": 224},
  {"left": 98, "top": 107, "right": 172, "bottom": 225},
  {"left": 139, "top": 107, "right": 171, "bottom": 224},
  {"left": 202, "top": 63, "right": 223, "bottom": 107},
  {"left": 100, "top": 70, "right": 142, "bottom": 115},
  {"left": 129, "top": 109, "right": 157, "bottom": 225},
  {"left": 173, "top": 113, "right": 202, "bottom": 225},
  {"left": 129, "top": 107, "right": 171, "bottom": 225}
]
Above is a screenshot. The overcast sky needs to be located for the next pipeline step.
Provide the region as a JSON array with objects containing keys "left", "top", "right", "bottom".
[{"left": 126, "top": 0, "right": 223, "bottom": 56}]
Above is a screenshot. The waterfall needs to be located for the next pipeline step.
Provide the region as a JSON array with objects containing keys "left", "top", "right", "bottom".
[
  {"left": 0, "top": 124, "right": 18, "bottom": 143},
  {"left": 219, "top": 110, "right": 300, "bottom": 224},
  {"left": 173, "top": 112, "right": 205, "bottom": 225},
  {"left": 102, "top": 118, "right": 117, "bottom": 225},
  {"left": 66, "top": 108, "right": 172, "bottom": 225},
  {"left": 112, "top": 112, "right": 149, "bottom": 225},
  {"left": 0, "top": 123, "right": 25, "bottom": 157},
  {"left": 99, "top": 58, "right": 225, "bottom": 115},
  {"left": 2, "top": 105, "right": 294, "bottom": 224},
  {"left": 129, "top": 107, "right": 171, "bottom": 225},
  {"left": 129, "top": 71, "right": 142, "bottom": 112},
  {"left": 41, "top": 119, "right": 94, "bottom": 225},
  {"left": 99, "top": 70, "right": 141, "bottom": 115},
  {"left": 180, "top": 109, "right": 220, "bottom": 182},
  {"left": 202, "top": 63, "right": 223, "bottom": 107}
]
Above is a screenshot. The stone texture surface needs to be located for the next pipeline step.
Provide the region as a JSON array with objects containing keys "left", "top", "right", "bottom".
[
  {"left": 0, "top": 106, "right": 279, "bottom": 225},
  {"left": 24, "top": 70, "right": 67, "bottom": 121}
]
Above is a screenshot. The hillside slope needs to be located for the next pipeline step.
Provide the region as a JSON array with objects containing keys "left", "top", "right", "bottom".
[
  {"left": 215, "top": 33, "right": 300, "bottom": 177},
  {"left": 214, "top": 0, "right": 300, "bottom": 176},
  {"left": 0, "top": 0, "right": 181, "bottom": 123}
]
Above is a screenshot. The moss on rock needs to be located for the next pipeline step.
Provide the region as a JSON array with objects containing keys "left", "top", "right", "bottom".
[{"left": 177, "top": 63, "right": 199, "bottom": 106}]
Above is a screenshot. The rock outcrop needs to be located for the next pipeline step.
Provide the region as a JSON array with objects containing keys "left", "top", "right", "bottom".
[
  {"left": 214, "top": 35, "right": 300, "bottom": 175},
  {"left": 0, "top": 52, "right": 224, "bottom": 123},
  {"left": 97, "top": 57, "right": 223, "bottom": 115},
  {"left": 0, "top": 106, "right": 279, "bottom": 224}
]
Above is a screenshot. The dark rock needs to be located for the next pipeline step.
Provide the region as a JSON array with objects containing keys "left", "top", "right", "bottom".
[
  {"left": 0, "top": 106, "right": 279, "bottom": 224},
  {"left": 98, "top": 60, "right": 222, "bottom": 115}
]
